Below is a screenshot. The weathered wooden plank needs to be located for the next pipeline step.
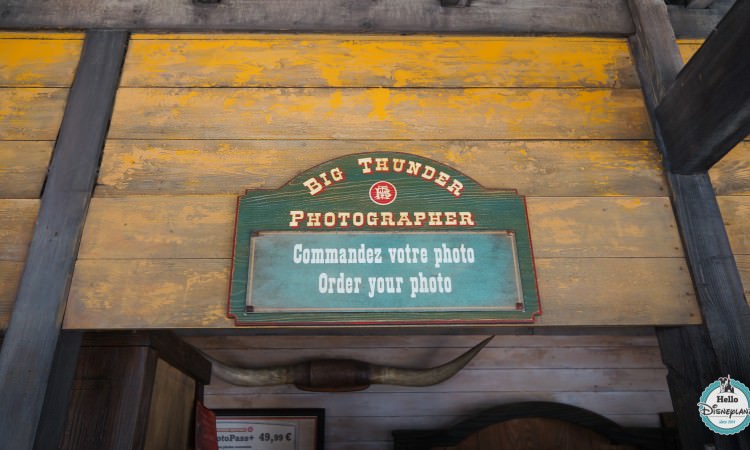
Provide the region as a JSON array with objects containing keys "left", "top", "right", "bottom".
[
  {"left": 206, "top": 368, "right": 668, "bottom": 395},
  {"left": 121, "top": 36, "right": 639, "bottom": 88},
  {"left": 709, "top": 142, "right": 750, "bottom": 195},
  {"left": 33, "top": 332, "right": 82, "bottom": 450},
  {"left": 717, "top": 196, "right": 750, "bottom": 254},
  {"left": 204, "top": 391, "right": 673, "bottom": 416},
  {"left": 108, "top": 88, "right": 653, "bottom": 140},
  {"left": 0, "top": 0, "right": 636, "bottom": 35},
  {"left": 655, "top": 326, "right": 720, "bottom": 449},
  {"left": 65, "top": 259, "right": 233, "bottom": 329},
  {"left": 143, "top": 359, "right": 196, "bottom": 450},
  {"left": 669, "top": 172, "right": 750, "bottom": 371},
  {"left": 656, "top": 0, "right": 750, "bottom": 173},
  {"left": 78, "top": 196, "right": 236, "bottom": 259},
  {"left": 63, "top": 257, "right": 699, "bottom": 329},
  {"left": 0, "top": 32, "right": 86, "bottom": 39},
  {"left": 183, "top": 334, "right": 660, "bottom": 350},
  {"left": 0, "top": 88, "right": 69, "bottom": 140},
  {"left": 0, "top": 36, "right": 83, "bottom": 86},
  {"left": 96, "top": 140, "right": 666, "bottom": 197},
  {"left": 0, "top": 142, "right": 54, "bottom": 198},
  {"left": 628, "top": 0, "right": 684, "bottom": 104},
  {"left": 534, "top": 257, "right": 698, "bottom": 326},
  {"left": 0, "top": 199, "right": 39, "bottom": 261},
  {"left": 78, "top": 196, "right": 682, "bottom": 259},
  {"left": 0, "top": 31, "right": 129, "bottom": 449},
  {"left": 527, "top": 197, "right": 682, "bottom": 257},
  {"left": 201, "top": 346, "right": 665, "bottom": 371},
  {"left": 0, "top": 261, "right": 23, "bottom": 327}
]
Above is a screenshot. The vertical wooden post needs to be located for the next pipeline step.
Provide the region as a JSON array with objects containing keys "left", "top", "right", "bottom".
[
  {"left": 628, "top": 0, "right": 750, "bottom": 448},
  {"left": 0, "top": 30, "right": 128, "bottom": 449}
]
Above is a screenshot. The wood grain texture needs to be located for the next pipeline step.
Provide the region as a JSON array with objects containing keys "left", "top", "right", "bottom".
[
  {"left": 108, "top": 88, "right": 653, "bottom": 140},
  {"left": 143, "top": 359, "right": 195, "bottom": 450},
  {"left": 0, "top": 35, "right": 83, "bottom": 87},
  {"left": 0, "top": 0, "right": 636, "bottom": 35},
  {"left": 133, "top": 333, "right": 672, "bottom": 447},
  {"left": 0, "top": 261, "right": 23, "bottom": 327},
  {"left": 527, "top": 197, "right": 682, "bottom": 257},
  {"left": 631, "top": 6, "right": 750, "bottom": 448},
  {"left": 206, "top": 368, "right": 667, "bottom": 395},
  {"left": 0, "top": 199, "right": 39, "bottom": 261},
  {"left": 63, "top": 257, "right": 699, "bottom": 329},
  {"left": 0, "top": 31, "right": 129, "bottom": 450},
  {"left": 0, "top": 141, "right": 54, "bottom": 198},
  {"left": 656, "top": 0, "right": 750, "bottom": 173},
  {"left": 202, "top": 346, "right": 665, "bottom": 371},
  {"left": 0, "top": 88, "right": 69, "bottom": 139},
  {"left": 33, "top": 332, "right": 83, "bottom": 450},
  {"left": 183, "top": 334, "right": 661, "bottom": 350},
  {"left": 204, "top": 391, "right": 672, "bottom": 417},
  {"left": 628, "top": 0, "right": 683, "bottom": 104},
  {"left": 717, "top": 196, "right": 750, "bottom": 254},
  {"left": 709, "top": 142, "right": 750, "bottom": 195},
  {"left": 77, "top": 196, "right": 682, "bottom": 259},
  {"left": 667, "top": 172, "right": 750, "bottom": 387},
  {"left": 96, "top": 140, "right": 666, "bottom": 197},
  {"left": 121, "top": 36, "right": 639, "bottom": 88}
]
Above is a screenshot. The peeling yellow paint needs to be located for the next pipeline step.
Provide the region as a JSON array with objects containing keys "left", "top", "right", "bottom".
[
  {"left": 0, "top": 37, "right": 82, "bottom": 86},
  {"left": 121, "top": 36, "right": 638, "bottom": 89},
  {"left": 367, "top": 88, "right": 391, "bottom": 121},
  {"left": 615, "top": 198, "right": 644, "bottom": 209}
]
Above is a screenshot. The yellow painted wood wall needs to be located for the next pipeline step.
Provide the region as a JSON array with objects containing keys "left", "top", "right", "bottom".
[
  {"left": 0, "top": 33, "right": 83, "bottom": 328},
  {"left": 64, "top": 34, "right": 702, "bottom": 329}
]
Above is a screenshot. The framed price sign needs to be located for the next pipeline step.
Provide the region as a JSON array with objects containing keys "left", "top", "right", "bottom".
[{"left": 215, "top": 409, "right": 324, "bottom": 450}]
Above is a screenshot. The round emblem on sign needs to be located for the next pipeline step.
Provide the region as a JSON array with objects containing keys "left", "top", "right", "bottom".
[
  {"left": 697, "top": 375, "right": 750, "bottom": 435},
  {"left": 369, "top": 181, "right": 397, "bottom": 205}
]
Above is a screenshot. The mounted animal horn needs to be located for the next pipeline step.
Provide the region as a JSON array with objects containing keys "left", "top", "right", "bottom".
[{"left": 209, "top": 336, "right": 493, "bottom": 392}]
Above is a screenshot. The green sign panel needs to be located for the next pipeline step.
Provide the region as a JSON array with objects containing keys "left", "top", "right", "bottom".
[{"left": 229, "top": 153, "right": 540, "bottom": 326}]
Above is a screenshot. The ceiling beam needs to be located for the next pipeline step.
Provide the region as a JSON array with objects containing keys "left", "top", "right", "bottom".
[
  {"left": 0, "top": 0, "right": 727, "bottom": 37},
  {"left": 657, "top": 0, "right": 750, "bottom": 173}
]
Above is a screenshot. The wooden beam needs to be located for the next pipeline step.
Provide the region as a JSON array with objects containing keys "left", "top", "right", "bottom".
[
  {"left": 0, "top": 30, "right": 128, "bottom": 449},
  {"left": 629, "top": 0, "right": 750, "bottom": 448},
  {"left": 629, "top": 0, "right": 684, "bottom": 102},
  {"left": 0, "top": 0, "right": 632, "bottom": 35},
  {"left": 32, "top": 332, "right": 83, "bottom": 450},
  {"left": 655, "top": 327, "right": 718, "bottom": 448},
  {"left": 667, "top": 172, "right": 750, "bottom": 379},
  {"left": 657, "top": 0, "right": 750, "bottom": 173}
]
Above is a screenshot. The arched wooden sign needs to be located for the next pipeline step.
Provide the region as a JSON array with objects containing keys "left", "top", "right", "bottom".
[{"left": 228, "top": 153, "right": 540, "bottom": 326}]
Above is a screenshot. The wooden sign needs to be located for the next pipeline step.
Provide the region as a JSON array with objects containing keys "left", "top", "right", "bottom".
[{"left": 229, "top": 153, "right": 540, "bottom": 326}]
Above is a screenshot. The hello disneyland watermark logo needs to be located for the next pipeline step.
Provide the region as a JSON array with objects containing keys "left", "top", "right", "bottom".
[{"left": 697, "top": 375, "right": 750, "bottom": 435}]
